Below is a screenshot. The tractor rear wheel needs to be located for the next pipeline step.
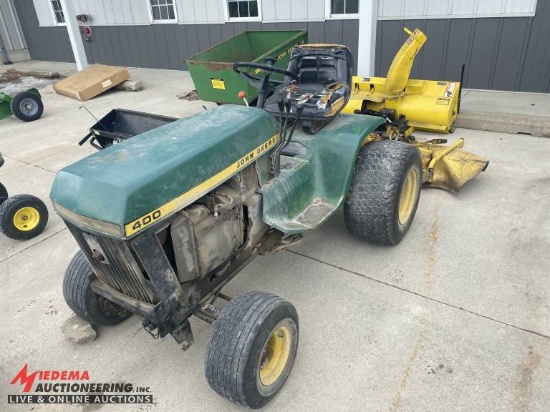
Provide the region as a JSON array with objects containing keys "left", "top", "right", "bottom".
[
  {"left": 11, "top": 91, "right": 44, "bottom": 122},
  {"left": 205, "top": 291, "right": 299, "bottom": 408},
  {"left": 63, "top": 251, "right": 130, "bottom": 326},
  {"left": 0, "top": 194, "right": 48, "bottom": 240},
  {"left": 344, "top": 140, "right": 422, "bottom": 245}
]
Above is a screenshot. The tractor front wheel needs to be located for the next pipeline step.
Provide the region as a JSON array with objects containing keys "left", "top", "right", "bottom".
[
  {"left": 11, "top": 91, "right": 44, "bottom": 122},
  {"left": 0, "top": 194, "right": 48, "bottom": 240},
  {"left": 205, "top": 291, "right": 299, "bottom": 409},
  {"left": 344, "top": 140, "right": 422, "bottom": 245},
  {"left": 63, "top": 251, "right": 130, "bottom": 326}
]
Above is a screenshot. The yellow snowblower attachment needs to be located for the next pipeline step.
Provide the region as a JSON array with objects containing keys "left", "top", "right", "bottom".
[{"left": 348, "top": 27, "right": 488, "bottom": 192}]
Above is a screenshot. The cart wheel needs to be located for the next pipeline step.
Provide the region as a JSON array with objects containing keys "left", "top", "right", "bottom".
[
  {"left": 344, "top": 140, "right": 422, "bottom": 245},
  {"left": 63, "top": 251, "right": 130, "bottom": 326},
  {"left": 0, "top": 194, "right": 48, "bottom": 240},
  {"left": 205, "top": 291, "right": 299, "bottom": 409},
  {"left": 11, "top": 91, "right": 44, "bottom": 122},
  {"left": 0, "top": 183, "right": 7, "bottom": 206}
]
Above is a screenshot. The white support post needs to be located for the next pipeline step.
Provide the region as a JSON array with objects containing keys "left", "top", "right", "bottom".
[
  {"left": 59, "top": 0, "right": 88, "bottom": 71},
  {"left": 357, "top": 0, "right": 379, "bottom": 76}
]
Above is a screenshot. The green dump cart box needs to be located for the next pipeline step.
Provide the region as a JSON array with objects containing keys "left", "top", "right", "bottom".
[{"left": 186, "top": 30, "right": 307, "bottom": 104}]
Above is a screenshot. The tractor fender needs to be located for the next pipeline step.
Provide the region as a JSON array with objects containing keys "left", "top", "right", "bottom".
[{"left": 261, "top": 113, "right": 385, "bottom": 233}]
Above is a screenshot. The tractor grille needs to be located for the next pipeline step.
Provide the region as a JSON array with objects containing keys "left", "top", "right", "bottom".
[{"left": 65, "top": 221, "right": 155, "bottom": 304}]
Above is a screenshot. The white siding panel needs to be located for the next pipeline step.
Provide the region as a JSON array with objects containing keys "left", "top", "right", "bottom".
[
  {"left": 110, "top": 1, "right": 127, "bottom": 24},
  {"left": 192, "top": 0, "right": 209, "bottom": 22},
  {"left": 275, "top": 0, "right": 292, "bottom": 20},
  {"left": 451, "top": 0, "right": 476, "bottom": 15},
  {"left": 379, "top": 0, "right": 401, "bottom": 18},
  {"left": 476, "top": 0, "right": 501, "bottom": 15},
  {"left": 178, "top": 0, "right": 222, "bottom": 23},
  {"left": 265, "top": 0, "right": 321, "bottom": 21},
  {"left": 290, "top": 0, "right": 308, "bottom": 20},
  {"left": 307, "top": 0, "right": 324, "bottom": 20},
  {"left": 425, "top": 0, "right": 450, "bottom": 16},
  {"left": 263, "top": 0, "right": 277, "bottom": 20},
  {"left": 204, "top": 0, "right": 224, "bottom": 22},
  {"left": 177, "top": 0, "right": 194, "bottom": 23},
  {"left": 403, "top": 0, "right": 425, "bottom": 17},
  {"left": 505, "top": 0, "right": 537, "bottom": 13},
  {"left": 379, "top": 0, "right": 537, "bottom": 19},
  {"left": 33, "top": 0, "right": 56, "bottom": 26}
]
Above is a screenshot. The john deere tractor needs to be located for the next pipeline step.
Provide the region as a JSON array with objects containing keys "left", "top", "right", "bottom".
[{"left": 51, "top": 43, "right": 484, "bottom": 408}]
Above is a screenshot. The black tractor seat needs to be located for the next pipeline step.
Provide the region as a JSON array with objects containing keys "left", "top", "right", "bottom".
[{"left": 264, "top": 44, "right": 353, "bottom": 122}]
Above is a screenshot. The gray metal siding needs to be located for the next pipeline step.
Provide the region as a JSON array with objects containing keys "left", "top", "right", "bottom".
[
  {"left": 0, "top": 0, "right": 27, "bottom": 51},
  {"left": 375, "top": 0, "right": 550, "bottom": 92},
  {"left": 35, "top": 19, "right": 358, "bottom": 72},
  {"left": 15, "top": 0, "right": 74, "bottom": 62},
  {"left": 18, "top": 0, "right": 357, "bottom": 70}
]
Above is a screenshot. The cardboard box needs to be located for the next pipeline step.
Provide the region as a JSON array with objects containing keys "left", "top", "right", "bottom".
[{"left": 53, "top": 64, "right": 130, "bottom": 101}]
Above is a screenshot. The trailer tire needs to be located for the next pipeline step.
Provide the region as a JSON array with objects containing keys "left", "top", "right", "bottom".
[
  {"left": 63, "top": 251, "right": 130, "bottom": 326},
  {"left": 11, "top": 91, "right": 44, "bottom": 122},
  {"left": 344, "top": 140, "right": 422, "bottom": 245},
  {"left": 0, "top": 194, "right": 48, "bottom": 240},
  {"left": 205, "top": 291, "right": 299, "bottom": 409}
]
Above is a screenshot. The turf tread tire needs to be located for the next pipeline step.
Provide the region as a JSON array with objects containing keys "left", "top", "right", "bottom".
[
  {"left": 344, "top": 140, "right": 422, "bottom": 245},
  {"left": 0, "top": 194, "right": 48, "bottom": 240},
  {"left": 63, "top": 251, "right": 129, "bottom": 326},
  {"left": 205, "top": 291, "right": 299, "bottom": 409}
]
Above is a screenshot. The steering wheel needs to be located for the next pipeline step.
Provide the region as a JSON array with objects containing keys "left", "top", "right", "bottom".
[{"left": 233, "top": 61, "right": 299, "bottom": 88}]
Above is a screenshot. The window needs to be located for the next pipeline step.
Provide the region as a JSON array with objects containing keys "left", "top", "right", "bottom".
[
  {"left": 228, "top": 0, "right": 259, "bottom": 19},
  {"left": 50, "top": 0, "right": 65, "bottom": 24},
  {"left": 150, "top": 0, "right": 177, "bottom": 22},
  {"left": 331, "top": 0, "right": 359, "bottom": 15}
]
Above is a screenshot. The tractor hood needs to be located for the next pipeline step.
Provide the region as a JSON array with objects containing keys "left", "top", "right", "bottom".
[{"left": 51, "top": 105, "right": 279, "bottom": 238}]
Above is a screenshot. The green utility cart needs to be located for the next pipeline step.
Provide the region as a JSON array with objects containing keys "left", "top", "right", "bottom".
[{"left": 186, "top": 30, "right": 307, "bottom": 104}]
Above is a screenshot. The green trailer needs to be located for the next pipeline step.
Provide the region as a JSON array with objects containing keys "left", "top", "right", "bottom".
[
  {"left": 0, "top": 88, "right": 43, "bottom": 122},
  {"left": 186, "top": 30, "right": 307, "bottom": 104}
]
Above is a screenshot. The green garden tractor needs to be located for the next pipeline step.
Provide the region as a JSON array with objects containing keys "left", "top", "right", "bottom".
[{"left": 50, "top": 44, "right": 481, "bottom": 408}]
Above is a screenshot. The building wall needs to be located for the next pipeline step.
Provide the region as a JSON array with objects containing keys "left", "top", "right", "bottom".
[
  {"left": 375, "top": 0, "right": 550, "bottom": 92},
  {"left": 15, "top": 0, "right": 73, "bottom": 62},
  {"left": 0, "top": 0, "right": 27, "bottom": 52},
  {"left": 17, "top": 0, "right": 358, "bottom": 71},
  {"left": 33, "top": 0, "right": 329, "bottom": 26},
  {"left": 16, "top": 0, "right": 550, "bottom": 92},
  {"left": 378, "top": 0, "right": 537, "bottom": 19}
]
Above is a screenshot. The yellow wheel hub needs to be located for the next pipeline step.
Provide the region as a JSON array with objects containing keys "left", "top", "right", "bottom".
[
  {"left": 398, "top": 167, "right": 419, "bottom": 225},
  {"left": 259, "top": 323, "right": 292, "bottom": 386},
  {"left": 13, "top": 207, "right": 40, "bottom": 231}
]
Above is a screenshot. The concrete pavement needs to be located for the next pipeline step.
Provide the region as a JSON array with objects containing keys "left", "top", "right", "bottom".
[{"left": 0, "top": 61, "right": 549, "bottom": 411}]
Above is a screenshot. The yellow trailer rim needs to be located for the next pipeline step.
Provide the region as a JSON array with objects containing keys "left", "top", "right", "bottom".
[{"left": 13, "top": 207, "right": 40, "bottom": 231}]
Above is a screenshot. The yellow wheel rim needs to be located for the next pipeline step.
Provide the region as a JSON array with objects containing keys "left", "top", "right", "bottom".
[
  {"left": 13, "top": 207, "right": 41, "bottom": 231},
  {"left": 398, "top": 167, "right": 419, "bottom": 225},
  {"left": 259, "top": 323, "right": 292, "bottom": 387}
]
